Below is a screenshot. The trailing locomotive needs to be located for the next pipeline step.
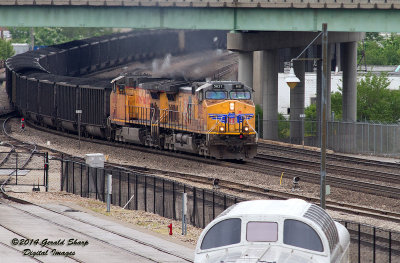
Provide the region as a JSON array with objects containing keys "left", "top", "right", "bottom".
[{"left": 110, "top": 75, "right": 257, "bottom": 159}]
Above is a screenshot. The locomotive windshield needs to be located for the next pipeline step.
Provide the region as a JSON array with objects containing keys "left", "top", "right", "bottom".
[
  {"left": 230, "top": 91, "right": 251, "bottom": 100},
  {"left": 201, "top": 218, "right": 241, "bottom": 250},
  {"left": 206, "top": 90, "right": 227, "bottom": 100}
]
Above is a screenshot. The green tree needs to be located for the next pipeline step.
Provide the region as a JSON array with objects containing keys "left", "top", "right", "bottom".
[
  {"left": 304, "top": 103, "right": 316, "bottom": 120},
  {"left": 330, "top": 91, "right": 342, "bottom": 120},
  {"left": 356, "top": 72, "right": 400, "bottom": 122},
  {"left": 278, "top": 113, "right": 289, "bottom": 139},
  {"left": 0, "top": 38, "right": 15, "bottom": 60},
  {"left": 359, "top": 33, "right": 400, "bottom": 65},
  {"left": 305, "top": 73, "right": 400, "bottom": 123}
]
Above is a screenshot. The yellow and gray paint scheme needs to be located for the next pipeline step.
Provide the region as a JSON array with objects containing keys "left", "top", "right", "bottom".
[{"left": 109, "top": 75, "right": 257, "bottom": 159}]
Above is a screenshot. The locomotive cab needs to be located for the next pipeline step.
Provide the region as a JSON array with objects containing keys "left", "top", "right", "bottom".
[
  {"left": 195, "top": 81, "right": 257, "bottom": 159},
  {"left": 195, "top": 199, "right": 350, "bottom": 263}
]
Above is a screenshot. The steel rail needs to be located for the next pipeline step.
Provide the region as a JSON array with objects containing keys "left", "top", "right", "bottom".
[
  {"left": 255, "top": 153, "right": 400, "bottom": 184},
  {"left": 0, "top": 221, "right": 81, "bottom": 262},
  {"left": 0, "top": 198, "right": 193, "bottom": 263}
]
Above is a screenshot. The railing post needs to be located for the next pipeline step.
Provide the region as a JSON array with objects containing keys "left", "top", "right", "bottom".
[
  {"left": 45, "top": 152, "right": 49, "bottom": 192},
  {"left": 193, "top": 187, "right": 196, "bottom": 226},
  {"left": 172, "top": 182, "right": 176, "bottom": 219},
  {"left": 373, "top": 227, "right": 376, "bottom": 263},
  {"left": 102, "top": 169, "right": 105, "bottom": 201},
  {"left": 154, "top": 177, "right": 156, "bottom": 213},
  {"left": 60, "top": 154, "right": 64, "bottom": 190},
  {"left": 87, "top": 165, "right": 89, "bottom": 198},
  {"left": 358, "top": 223, "right": 361, "bottom": 263},
  {"left": 80, "top": 164, "right": 83, "bottom": 197},
  {"left": 127, "top": 173, "right": 130, "bottom": 209},
  {"left": 15, "top": 153, "right": 18, "bottom": 185},
  {"left": 119, "top": 171, "right": 121, "bottom": 207},
  {"left": 212, "top": 191, "right": 215, "bottom": 219},
  {"left": 202, "top": 189, "right": 205, "bottom": 228},
  {"left": 135, "top": 173, "right": 138, "bottom": 210},
  {"left": 144, "top": 176, "right": 147, "bottom": 212},
  {"left": 389, "top": 231, "right": 392, "bottom": 263},
  {"left": 95, "top": 168, "right": 98, "bottom": 200},
  {"left": 65, "top": 160, "right": 69, "bottom": 192},
  {"left": 162, "top": 179, "right": 165, "bottom": 218},
  {"left": 106, "top": 174, "right": 112, "bottom": 213},
  {"left": 222, "top": 194, "right": 227, "bottom": 210},
  {"left": 72, "top": 160, "right": 75, "bottom": 194}
]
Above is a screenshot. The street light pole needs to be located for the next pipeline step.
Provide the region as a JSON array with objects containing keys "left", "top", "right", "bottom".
[
  {"left": 320, "top": 23, "right": 328, "bottom": 209},
  {"left": 284, "top": 23, "right": 328, "bottom": 209}
]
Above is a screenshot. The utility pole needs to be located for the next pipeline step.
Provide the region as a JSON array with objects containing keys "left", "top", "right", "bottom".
[{"left": 320, "top": 23, "right": 328, "bottom": 209}]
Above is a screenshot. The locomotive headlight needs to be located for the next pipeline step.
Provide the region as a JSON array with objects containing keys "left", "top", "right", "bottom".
[
  {"left": 244, "top": 126, "right": 249, "bottom": 132},
  {"left": 229, "top": 102, "right": 235, "bottom": 111},
  {"left": 219, "top": 126, "right": 225, "bottom": 132}
]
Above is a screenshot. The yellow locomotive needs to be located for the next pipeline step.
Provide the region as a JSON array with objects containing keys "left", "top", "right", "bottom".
[{"left": 109, "top": 75, "right": 257, "bottom": 159}]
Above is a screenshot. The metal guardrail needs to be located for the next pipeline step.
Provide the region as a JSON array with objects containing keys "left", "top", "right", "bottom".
[{"left": 3, "top": 0, "right": 400, "bottom": 9}]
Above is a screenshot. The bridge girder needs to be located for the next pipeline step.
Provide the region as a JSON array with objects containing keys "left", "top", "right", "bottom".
[{"left": 0, "top": 6, "right": 399, "bottom": 33}]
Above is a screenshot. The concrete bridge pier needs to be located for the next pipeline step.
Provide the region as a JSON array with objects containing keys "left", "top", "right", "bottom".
[
  {"left": 342, "top": 42, "right": 357, "bottom": 122},
  {"left": 290, "top": 47, "right": 305, "bottom": 144},
  {"left": 228, "top": 31, "right": 364, "bottom": 143},
  {"left": 238, "top": 51, "right": 253, "bottom": 89},
  {"left": 261, "top": 49, "right": 279, "bottom": 140}
]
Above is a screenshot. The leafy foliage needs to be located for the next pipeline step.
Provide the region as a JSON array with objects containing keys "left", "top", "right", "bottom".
[
  {"left": 0, "top": 38, "right": 15, "bottom": 60},
  {"left": 278, "top": 113, "right": 289, "bottom": 139},
  {"left": 9, "top": 27, "right": 113, "bottom": 46},
  {"left": 330, "top": 91, "right": 343, "bottom": 121},
  {"left": 356, "top": 72, "right": 400, "bottom": 122},
  {"left": 304, "top": 72, "right": 400, "bottom": 123},
  {"left": 304, "top": 103, "right": 316, "bottom": 120},
  {"left": 359, "top": 33, "right": 400, "bottom": 65}
]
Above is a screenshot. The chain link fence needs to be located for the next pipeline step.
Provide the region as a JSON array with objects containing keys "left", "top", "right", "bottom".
[
  {"left": 257, "top": 117, "right": 400, "bottom": 157},
  {"left": 61, "top": 159, "right": 400, "bottom": 262}
]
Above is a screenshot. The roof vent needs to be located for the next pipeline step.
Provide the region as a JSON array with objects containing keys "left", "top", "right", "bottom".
[{"left": 304, "top": 204, "right": 339, "bottom": 252}]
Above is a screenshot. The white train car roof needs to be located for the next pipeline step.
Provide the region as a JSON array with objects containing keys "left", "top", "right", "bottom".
[
  {"left": 195, "top": 199, "right": 350, "bottom": 263},
  {"left": 219, "top": 199, "right": 311, "bottom": 218}
]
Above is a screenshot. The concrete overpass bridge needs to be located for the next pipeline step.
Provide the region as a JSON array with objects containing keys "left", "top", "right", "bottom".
[
  {"left": 0, "top": 0, "right": 397, "bottom": 142},
  {"left": 0, "top": 0, "right": 399, "bottom": 32}
]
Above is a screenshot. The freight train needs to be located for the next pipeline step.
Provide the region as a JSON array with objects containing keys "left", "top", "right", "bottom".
[{"left": 5, "top": 30, "right": 257, "bottom": 159}]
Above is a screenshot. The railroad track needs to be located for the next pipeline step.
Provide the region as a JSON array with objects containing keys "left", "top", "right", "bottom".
[
  {"left": 259, "top": 142, "right": 400, "bottom": 169},
  {"left": 255, "top": 152, "right": 400, "bottom": 184},
  {"left": 246, "top": 156, "right": 400, "bottom": 199},
  {"left": 0, "top": 220, "right": 83, "bottom": 263},
  {"left": 12, "top": 119, "right": 400, "bottom": 223},
  {"left": 0, "top": 239, "right": 45, "bottom": 263},
  {"left": 0, "top": 115, "right": 38, "bottom": 192},
  {"left": 0, "top": 196, "right": 193, "bottom": 263}
]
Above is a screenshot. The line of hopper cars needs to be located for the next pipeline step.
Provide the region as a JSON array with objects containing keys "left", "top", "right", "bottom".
[{"left": 5, "top": 30, "right": 257, "bottom": 159}]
